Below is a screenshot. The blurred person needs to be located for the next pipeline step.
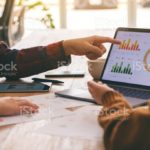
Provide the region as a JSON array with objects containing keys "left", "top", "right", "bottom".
[{"left": 88, "top": 81, "right": 150, "bottom": 150}]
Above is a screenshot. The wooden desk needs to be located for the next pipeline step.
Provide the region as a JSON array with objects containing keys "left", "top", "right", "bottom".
[{"left": 0, "top": 29, "right": 114, "bottom": 150}]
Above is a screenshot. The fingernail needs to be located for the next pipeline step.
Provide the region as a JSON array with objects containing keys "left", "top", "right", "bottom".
[
  {"left": 32, "top": 109, "right": 38, "bottom": 113},
  {"left": 34, "top": 104, "right": 39, "bottom": 108}
]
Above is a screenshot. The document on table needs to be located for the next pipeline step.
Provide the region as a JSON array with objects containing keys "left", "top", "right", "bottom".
[
  {"left": 38, "top": 105, "right": 104, "bottom": 140},
  {"left": 0, "top": 94, "right": 91, "bottom": 127}
]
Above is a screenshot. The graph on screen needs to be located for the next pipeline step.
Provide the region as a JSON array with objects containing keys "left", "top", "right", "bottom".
[
  {"left": 102, "top": 31, "right": 150, "bottom": 86},
  {"left": 143, "top": 49, "right": 150, "bottom": 72},
  {"left": 119, "top": 39, "right": 140, "bottom": 51},
  {"left": 111, "top": 62, "right": 133, "bottom": 75}
]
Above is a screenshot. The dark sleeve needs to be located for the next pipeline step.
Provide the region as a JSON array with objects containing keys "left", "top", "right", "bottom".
[{"left": 0, "top": 41, "right": 71, "bottom": 79}]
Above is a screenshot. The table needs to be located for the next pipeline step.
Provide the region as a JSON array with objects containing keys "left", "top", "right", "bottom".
[{"left": 0, "top": 29, "right": 114, "bottom": 150}]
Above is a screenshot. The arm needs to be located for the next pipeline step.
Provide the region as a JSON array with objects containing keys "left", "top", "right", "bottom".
[
  {"left": 88, "top": 81, "right": 150, "bottom": 150},
  {"left": 99, "top": 91, "right": 132, "bottom": 150},
  {"left": 99, "top": 91, "right": 132, "bottom": 128},
  {"left": 0, "top": 41, "right": 71, "bottom": 79},
  {"left": 100, "top": 91, "right": 150, "bottom": 150},
  {"left": 0, "top": 36, "right": 120, "bottom": 79}
]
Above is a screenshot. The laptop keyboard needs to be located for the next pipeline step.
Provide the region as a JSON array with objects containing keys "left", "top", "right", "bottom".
[{"left": 109, "top": 85, "right": 150, "bottom": 99}]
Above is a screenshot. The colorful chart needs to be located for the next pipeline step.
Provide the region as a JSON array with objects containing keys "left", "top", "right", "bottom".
[
  {"left": 143, "top": 49, "right": 150, "bottom": 72},
  {"left": 111, "top": 62, "right": 133, "bottom": 75},
  {"left": 119, "top": 39, "right": 140, "bottom": 51}
]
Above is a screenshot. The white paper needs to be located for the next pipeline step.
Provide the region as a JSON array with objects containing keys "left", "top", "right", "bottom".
[
  {"left": 0, "top": 94, "right": 92, "bottom": 127},
  {"left": 38, "top": 105, "right": 104, "bottom": 140}
]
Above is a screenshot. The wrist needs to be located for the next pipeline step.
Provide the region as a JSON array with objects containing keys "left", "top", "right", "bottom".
[
  {"left": 101, "top": 90, "right": 119, "bottom": 105},
  {"left": 0, "top": 101, "right": 4, "bottom": 114},
  {"left": 63, "top": 40, "right": 72, "bottom": 56}
]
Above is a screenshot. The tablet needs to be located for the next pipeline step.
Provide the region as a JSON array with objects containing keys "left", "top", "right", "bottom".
[{"left": 0, "top": 82, "right": 50, "bottom": 93}]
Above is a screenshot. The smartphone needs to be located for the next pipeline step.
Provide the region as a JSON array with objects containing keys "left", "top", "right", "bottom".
[{"left": 45, "top": 70, "right": 85, "bottom": 78}]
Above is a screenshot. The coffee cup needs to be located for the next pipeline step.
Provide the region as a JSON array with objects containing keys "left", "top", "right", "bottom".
[{"left": 87, "top": 58, "right": 105, "bottom": 80}]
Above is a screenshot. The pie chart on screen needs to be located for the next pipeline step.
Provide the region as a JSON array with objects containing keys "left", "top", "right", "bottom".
[{"left": 143, "top": 49, "right": 150, "bottom": 72}]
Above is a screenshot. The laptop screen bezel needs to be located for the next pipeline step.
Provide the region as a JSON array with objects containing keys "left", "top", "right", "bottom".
[{"left": 100, "top": 27, "right": 150, "bottom": 90}]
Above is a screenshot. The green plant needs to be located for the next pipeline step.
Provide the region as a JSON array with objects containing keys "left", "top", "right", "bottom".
[{"left": 17, "top": 0, "right": 55, "bottom": 29}]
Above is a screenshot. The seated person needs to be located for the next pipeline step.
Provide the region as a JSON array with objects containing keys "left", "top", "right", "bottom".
[
  {"left": 88, "top": 81, "right": 150, "bottom": 150},
  {"left": 0, "top": 36, "right": 120, "bottom": 116}
]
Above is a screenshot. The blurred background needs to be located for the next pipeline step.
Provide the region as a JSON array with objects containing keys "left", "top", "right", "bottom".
[{"left": 0, "top": 0, "right": 150, "bottom": 46}]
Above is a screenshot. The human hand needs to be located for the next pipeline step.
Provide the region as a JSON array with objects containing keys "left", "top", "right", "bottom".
[
  {"left": 63, "top": 36, "right": 121, "bottom": 60},
  {"left": 88, "top": 81, "right": 114, "bottom": 104},
  {"left": 0, "top": 97, "right": 39, "bottom": 116}
]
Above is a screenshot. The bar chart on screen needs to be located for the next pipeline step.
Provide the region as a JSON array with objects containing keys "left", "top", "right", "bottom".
[
  {"left": 111, "top": 62, "right": 133, "bottom": 75},
  {"left": 119, "top": 39, "right": 140, "bottom": 51}
]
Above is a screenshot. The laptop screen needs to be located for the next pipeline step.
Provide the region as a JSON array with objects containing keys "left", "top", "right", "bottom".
[{"left": 101, "top": 28, "right": 150, "bottom": 87}]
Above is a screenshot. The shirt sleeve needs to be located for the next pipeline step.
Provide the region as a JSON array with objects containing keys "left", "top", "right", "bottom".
[
  {"left": 0, "top": 41, "right": 71, "bottom": 79},
  {"left": 99, "top": 91, "right": 150, "bottom": 150},
  {"left": 99, "top": 91, "right": 132, "bottom": 128}
]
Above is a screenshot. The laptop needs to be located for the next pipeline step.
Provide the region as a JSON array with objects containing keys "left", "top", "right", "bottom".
[{"left": 55, "top": 27, "right": 150, "bottom": 107}]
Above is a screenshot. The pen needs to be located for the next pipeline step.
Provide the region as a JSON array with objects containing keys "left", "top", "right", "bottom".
[{"left": 32, "top": 78, "right": 64, "bottom": 84}]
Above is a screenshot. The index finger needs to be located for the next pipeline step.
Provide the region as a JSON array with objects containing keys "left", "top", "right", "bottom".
[
  {"left": 19, "top": 99, "right": 39, "bottom": 109},
  {"left": 95, "top": 36, "right": 121, "bottom": 44},
  {"left": 87, "top": 81, "right": 102, "bottom": 88}
]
